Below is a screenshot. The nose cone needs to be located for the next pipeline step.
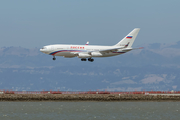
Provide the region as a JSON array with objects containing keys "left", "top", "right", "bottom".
[
  {"left": 40, "top": 48, "right": 43, "bottom": 52},
  {"left": 40, "top": 46, "right": 50, "bottom": 54},
  {"left": 40, "top": 47, "right": 46, "bottom": 53}
]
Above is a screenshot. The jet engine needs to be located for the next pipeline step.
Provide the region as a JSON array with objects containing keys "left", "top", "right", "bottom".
[
  {"left": 78, "top": 53, "right": 91, "bottom": 58},
  {"left": 91, "top": 52, "right": 103, "bottom": 57}
]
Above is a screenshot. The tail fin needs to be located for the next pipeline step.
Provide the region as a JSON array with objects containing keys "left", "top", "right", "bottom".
[{"left": 114, "top": 28, "right": 140, "bottom": 48}]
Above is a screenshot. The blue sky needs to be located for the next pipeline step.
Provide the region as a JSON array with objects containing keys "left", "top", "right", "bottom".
[{"left": 0, "top": 0, "right": 180, "bottom": 48}]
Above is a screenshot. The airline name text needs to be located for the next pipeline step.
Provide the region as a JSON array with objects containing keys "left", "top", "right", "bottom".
[{"left": 71, "top": 46, "right": 85, "bottom": 49}]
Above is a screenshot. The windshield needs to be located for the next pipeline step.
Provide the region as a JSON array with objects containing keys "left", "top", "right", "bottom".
[{"left": 41, "top": 47, "right": 47, "bottom": 49}]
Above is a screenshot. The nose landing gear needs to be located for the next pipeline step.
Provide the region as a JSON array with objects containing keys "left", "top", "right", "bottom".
[{"left": 53, "top": 56, "right": 56, "bottom": 60}]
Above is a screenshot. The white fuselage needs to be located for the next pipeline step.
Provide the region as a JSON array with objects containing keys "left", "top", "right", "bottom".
[{"left": 40, "top": 44, "right": 130, "bottom": 58}]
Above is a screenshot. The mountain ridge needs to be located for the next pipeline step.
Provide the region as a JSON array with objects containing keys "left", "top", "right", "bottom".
[{"left": 0, "top": 41, "right": 180, "bottom": 91}]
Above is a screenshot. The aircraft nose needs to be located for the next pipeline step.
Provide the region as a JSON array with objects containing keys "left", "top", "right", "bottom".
[
  {"left": 40, "top": 47, "right": 49, "bottom": 54},
  {"left": 40, "top": 48, "right": 43, "bottom": 52},
  {"left": 40, "top": 48, "right": 46, "bottom": 53}
]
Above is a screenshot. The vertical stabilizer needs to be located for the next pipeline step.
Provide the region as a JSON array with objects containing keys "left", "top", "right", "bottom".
[{"left": 115, "top": 28, "right": 140, "bottom": 48}]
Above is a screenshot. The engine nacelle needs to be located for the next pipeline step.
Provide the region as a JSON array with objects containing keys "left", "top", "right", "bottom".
[
  {"left": 78, "top": 53, "right": 91, "bottom": 58},
  {"left": 91, "top": 52, "right": 103, "bottom": 57}
]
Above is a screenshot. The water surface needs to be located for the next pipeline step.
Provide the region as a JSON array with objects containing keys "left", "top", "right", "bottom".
[{"left": 0, "top": 102, "right": 179, "bottom": 120}]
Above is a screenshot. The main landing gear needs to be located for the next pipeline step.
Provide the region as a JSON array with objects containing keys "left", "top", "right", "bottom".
[
  {"left": 81, "top": 58, "right": 94, "bottom": 62},
  {"left": 81, "top": 58, "right": 86, "bottom": 61},
  {"left": 88, "top": 58, "right": 94, "bottom": 62}
]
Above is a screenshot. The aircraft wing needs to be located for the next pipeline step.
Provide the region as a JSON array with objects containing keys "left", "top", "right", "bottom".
[
  {"left": 92, "top": 46, "right": 143, "bottom": 53},
  {"left": 121, "top": 47, "right": 143, "bottom": 52},
  {"left": 97, "top": 47, "right": 123, "bottom": 53},
  {"left": 72, "top": 47, "right": 143, "bottom": 55},
  {"left": 72, "top": 47, "right": 123, "bottom": 55},
  {"left": 73, "top": 42, "right": 131, "bottom": 55}
]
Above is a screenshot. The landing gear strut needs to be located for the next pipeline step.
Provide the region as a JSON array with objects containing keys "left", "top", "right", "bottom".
[{"left": 53, "top": 56, "right": 56, "bottom": 60}]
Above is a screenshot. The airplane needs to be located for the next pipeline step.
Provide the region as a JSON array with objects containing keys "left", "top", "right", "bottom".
[{"left": 40, "top": 28, "right": 142, "bottom": 62}]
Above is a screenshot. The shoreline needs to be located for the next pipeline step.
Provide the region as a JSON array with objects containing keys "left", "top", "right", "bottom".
[{"left": 0, "top": 94, "right": 180, "bottom": 102}]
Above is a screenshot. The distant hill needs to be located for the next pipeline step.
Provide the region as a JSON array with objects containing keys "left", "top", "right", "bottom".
[{"left": 0, "top": 42, "right": 180, "bottom": 91}]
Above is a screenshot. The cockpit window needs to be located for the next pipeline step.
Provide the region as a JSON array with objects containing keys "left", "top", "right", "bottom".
[{"left": 41, "top": 47, "right": 47, "bottom": 49}]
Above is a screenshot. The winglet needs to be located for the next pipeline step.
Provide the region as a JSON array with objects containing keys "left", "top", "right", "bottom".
[
  {"left": 85, "top": 41, "right": 89, "bottom": 45},
  {"left": 124, "top": 42, "right": 130, "bottom": 48}
]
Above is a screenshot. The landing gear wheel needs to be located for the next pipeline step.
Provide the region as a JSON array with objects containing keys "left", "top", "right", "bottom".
[
  {"left": 88, "top": 58, "right": 94, "bottom": 62},
  {"left": 83, "top": 58, "right": 86, "bottom": 61},
  {"left": 53, "top": 57, "right": 56, "bottom": 60},
  {"left": 81, "top": 58, "right": 86, "bottom": 61}
]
